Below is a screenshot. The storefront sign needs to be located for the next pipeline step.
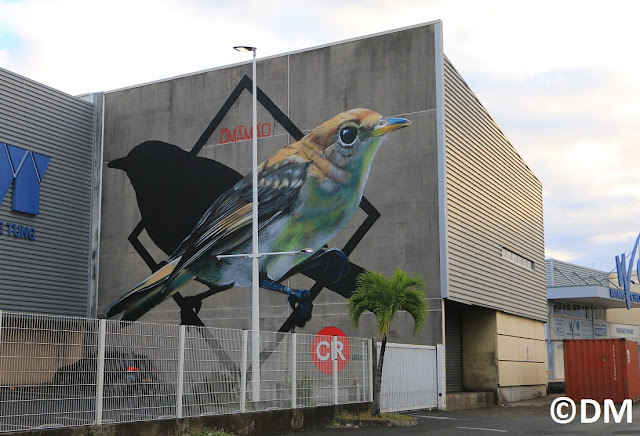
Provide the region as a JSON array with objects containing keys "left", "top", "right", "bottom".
[
  {"left": 551, "top": 317, "right": 594, "bottom": 340},
  {"left": 578, "top": 320, "right": 593, "bottom": 338},
  {"left": 609, "top": 323, "right": 639, "bottom": 339},
  {"left": 0, "top": 142, "right": 50, "bottom": 216},
  {"left": 615, "top": 233, "right": 640, "bottom": 310},
  {"left": 0, "top": 221, "right": 37, "bottom": 240},
  {"left": 609, "top": 287, "right": 640, "bottom": 305},
  {"left": 552, "top": 318, "right": 566, "bottom": 339},
  {"left": 593, "top": 321, "right": 608, "bottom": 338},
  {"left": 567, "top": 319, "right": 593, "bottom": 339}
]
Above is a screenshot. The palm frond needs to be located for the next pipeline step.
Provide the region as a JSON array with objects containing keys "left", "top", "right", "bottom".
[{"left": 347, "top": 268, "right": 429, "bottom": 337}]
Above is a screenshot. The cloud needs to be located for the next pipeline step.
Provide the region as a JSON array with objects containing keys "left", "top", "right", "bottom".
[
  {"left": 0, "top": 49, "right": 8, "bottom": 68},
  {"left": 589, "top": 232, "right": 639, "bottom": 245},
  {"left": 0, "top": 0, "right": 322, "bottom": 93},
  {"left": 1, "top": 0, "right": 638, "bottom": 273},
  {"left": 545, "top": 248, "right": 583, "bottom": 264}
]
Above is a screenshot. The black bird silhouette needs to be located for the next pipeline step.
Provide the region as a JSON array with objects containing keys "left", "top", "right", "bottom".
[{"left": 108, "top": 141, "right": 243, "bottom": 253}]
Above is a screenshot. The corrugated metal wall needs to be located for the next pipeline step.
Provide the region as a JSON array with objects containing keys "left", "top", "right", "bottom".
[
  {"left": 376, "top": 343, "right": 440, "bottom": 412},
  {"left": 545, "top": 258, "right": 610, "bottom": 287},
  {"left": 442, "top": 57, "right": 546, "bottom": 321},
  {"left": 0, "top": 68, "right": 96, "bottom": 316},
  {"left": 445, "top": 304, "right": 463, "bottom": 392}
]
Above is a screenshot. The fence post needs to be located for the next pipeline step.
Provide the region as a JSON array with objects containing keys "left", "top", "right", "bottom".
[
  {"left": 240, "top": 329, "right": 248, "bottom": 413},
  {"left": 333, "top": 336, "right": 338, "bottom": 405},
  {"left": 0, "top": 309, "right": 3, "bottom": 348},
  {"left": 95, "top": 319, "right": 106, "bottom": 425},
  {"left": 361, "top": 340, "right": 366, "bottom": 402},
  {"left": 291, "top": 332, "right": 297, "bottom": 409},
  {"left": 368, "top": 338, "right": 374, "bottom": 403},
  {"left": 176, "top": 325, "right": 186, "bottom": 418},
  {"left": 436, "top": 343, "right": 446, "bottom": 410}
]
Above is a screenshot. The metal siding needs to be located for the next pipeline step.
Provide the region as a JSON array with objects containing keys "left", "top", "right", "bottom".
[
  {"left": 443, "top": 57, "right": 546, "bottom": 321},
  {"left": 376, "top": 343, "right": 439, "bottom": 412},
  {"left": 445, "top": 307, "right": 463, "bottom": 392},
  {"left": 0, "top": 68, "right": 95, "bottom": 316},
  {"left": 545, "top": 258, "right": 610, "bottom": 287}
]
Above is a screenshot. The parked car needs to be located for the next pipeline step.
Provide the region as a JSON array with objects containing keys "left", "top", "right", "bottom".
[{"left": 53, "top": 349, "right": 159, "bottom": 395}]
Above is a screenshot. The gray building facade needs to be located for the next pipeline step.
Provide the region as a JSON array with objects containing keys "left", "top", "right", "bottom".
[
  {"left": 97, "top": 21, "right": 546, "bottom": 402},
  {"left": 98, "top": 23, "right": 443, "bottom": 346},
  {"left": 0, "top": 21, "right": 546, "bottom": 404}
]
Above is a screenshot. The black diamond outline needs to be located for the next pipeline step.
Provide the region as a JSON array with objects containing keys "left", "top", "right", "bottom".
[{"left": 126, "top": 75, "right": 380, "bottom": 332}]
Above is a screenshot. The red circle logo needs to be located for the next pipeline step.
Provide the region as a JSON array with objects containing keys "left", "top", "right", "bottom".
[{"left": 311, "top": 326, "right": 351, "bottom": 374}]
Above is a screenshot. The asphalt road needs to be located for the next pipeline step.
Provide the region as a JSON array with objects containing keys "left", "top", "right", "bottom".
[{"left": 280, "top": 401, "right": 640, "bottom": 435}]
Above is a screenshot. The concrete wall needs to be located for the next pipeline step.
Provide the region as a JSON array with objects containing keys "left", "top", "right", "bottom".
[
  {"left": 457, "top": 309, "right": 546, "bottom": 402},
  {"left": 98, "top": 23, "right": 443, "bottom": 346},
  {"left": 462, "top": 307, "right": 497, "bottom": 391},
  {"left": 14, "top": 403, "right": 372, "bottom": 436},
  {"left": 607, "top": 308, "right": 640, "bottom": 325}
]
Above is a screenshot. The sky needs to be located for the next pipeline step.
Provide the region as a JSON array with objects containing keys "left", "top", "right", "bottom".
[{"left": 0, "top": 0, "right": 638, "bottom": 272}]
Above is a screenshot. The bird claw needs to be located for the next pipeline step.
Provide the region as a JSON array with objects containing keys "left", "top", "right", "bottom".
[
  {"left": 261, "top": 280, "right": 313, "bottom": 327},
  {"left": 287, "top": 289, "right": 313, "bottom": 327}
]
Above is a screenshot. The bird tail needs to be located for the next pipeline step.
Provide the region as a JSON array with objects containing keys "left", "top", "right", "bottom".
[{"left": 105, "top": 258, "right": 191, "bottom": 322}]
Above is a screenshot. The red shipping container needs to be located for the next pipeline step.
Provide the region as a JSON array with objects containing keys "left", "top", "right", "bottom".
[{"left": 564, "top": 338, "right": 640, "bottom": 403}]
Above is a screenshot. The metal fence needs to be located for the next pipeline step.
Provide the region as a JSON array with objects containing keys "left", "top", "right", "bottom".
[
  {"left": 0, "top": 310, "right": 373, "bottom": 433},
  {"left": 377, "top": 343, "right": 445, "bottom": 413}
]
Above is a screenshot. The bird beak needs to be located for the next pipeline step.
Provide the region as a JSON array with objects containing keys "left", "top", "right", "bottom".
[
  {"left": 372, "top": 116, "right": 411, "bottom": 137},
  {"left": 109, "top": 156, "right": 129, "bottom": 171}
]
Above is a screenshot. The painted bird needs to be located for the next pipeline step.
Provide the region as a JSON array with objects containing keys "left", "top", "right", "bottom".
[{"left": 105, "top": 108, "right": 411, "bottom": 323}]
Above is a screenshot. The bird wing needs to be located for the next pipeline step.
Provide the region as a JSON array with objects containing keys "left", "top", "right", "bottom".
[{"left": 162, "top": 154, "right": 311, "bottom": 293}]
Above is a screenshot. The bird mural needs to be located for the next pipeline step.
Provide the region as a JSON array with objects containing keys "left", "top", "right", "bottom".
[{"left": 105, "top": 108, "right": 411, "bottom": 325}]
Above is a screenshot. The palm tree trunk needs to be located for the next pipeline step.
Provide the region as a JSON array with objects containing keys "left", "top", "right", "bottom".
[{"left": 373, "top": 334, "right": 387, "bottom": 416}]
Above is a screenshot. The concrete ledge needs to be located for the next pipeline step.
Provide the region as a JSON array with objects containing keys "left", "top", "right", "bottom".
[
  {"left": 446, "top": 392, "right": 495, "bottom": 411},
  {"left": 498, "top": 385, "right": 546, "bottom": 404},
  {"left": 12, "top": 403, "right": 372, "bottom": 436}
]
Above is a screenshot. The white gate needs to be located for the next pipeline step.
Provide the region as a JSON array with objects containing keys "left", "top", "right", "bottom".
[{"left": 377, "top": 343, "right": 445, "bottom": 412}]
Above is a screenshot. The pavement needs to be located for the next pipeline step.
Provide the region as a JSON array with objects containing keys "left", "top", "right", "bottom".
[{"left": 278, "top": 394, "right": 640, "bottom": 435}]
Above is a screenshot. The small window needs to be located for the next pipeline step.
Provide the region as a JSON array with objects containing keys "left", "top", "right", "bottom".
[
  {"left": 572, "top": 304, "right": 588, "bottom": 319},
  {"left": 571, "top": 304, "right": 582, "bottom": 318},
  {"left": 585, "top": 306, "right": 592, "bottom": 320},
  {"left": 501, "top": 247, "right": 535, "bottom": 271}
]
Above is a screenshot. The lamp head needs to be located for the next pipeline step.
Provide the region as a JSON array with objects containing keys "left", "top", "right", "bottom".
[{"left": 234, "top": 46, "right": 256, "bottom": 53}]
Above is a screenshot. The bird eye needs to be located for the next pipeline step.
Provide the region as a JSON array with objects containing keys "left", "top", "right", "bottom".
[{"left": 339, "top": 126, "right": 358, "bottom": 146}]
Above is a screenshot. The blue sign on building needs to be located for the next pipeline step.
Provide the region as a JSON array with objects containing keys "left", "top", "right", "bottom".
[
  {"left": 615, "top": 233, "right": 640, "bottom": 310},
  {"left": 0, "top": 142, "right": 51, "bottom": 215}
]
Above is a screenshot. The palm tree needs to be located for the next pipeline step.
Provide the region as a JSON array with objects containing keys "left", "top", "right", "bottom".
[{"left": 347, "top": 268, "right": 428, "bottom": 416}]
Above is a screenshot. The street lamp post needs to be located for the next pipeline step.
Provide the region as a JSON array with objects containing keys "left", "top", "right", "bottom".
[
  {"left": 232, "top": 46, "right": 314, "bottom": 406},
  {"left": 233, "top": 45, "right": 260, "bottom": 402}
]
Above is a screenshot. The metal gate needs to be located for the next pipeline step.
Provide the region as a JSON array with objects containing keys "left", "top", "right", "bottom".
[{"left": 377, "top": 343, "right": 445, "bottom": 412}]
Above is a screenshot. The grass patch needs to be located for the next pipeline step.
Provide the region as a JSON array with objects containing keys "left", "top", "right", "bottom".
[
  {"left": 331, "top": 410, "right": 412, "bottom": 426},
  {"left": 186, "top": 430, "right": 235, "bottom": 436}
]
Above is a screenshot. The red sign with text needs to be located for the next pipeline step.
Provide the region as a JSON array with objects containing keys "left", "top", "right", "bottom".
[{"left": 311, "top": 326, "right": 351, "bottom": 374}]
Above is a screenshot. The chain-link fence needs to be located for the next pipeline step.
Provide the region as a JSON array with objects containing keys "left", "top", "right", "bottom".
[{"left": 0, "top": 310, "right": 372, "bottom": 433}]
